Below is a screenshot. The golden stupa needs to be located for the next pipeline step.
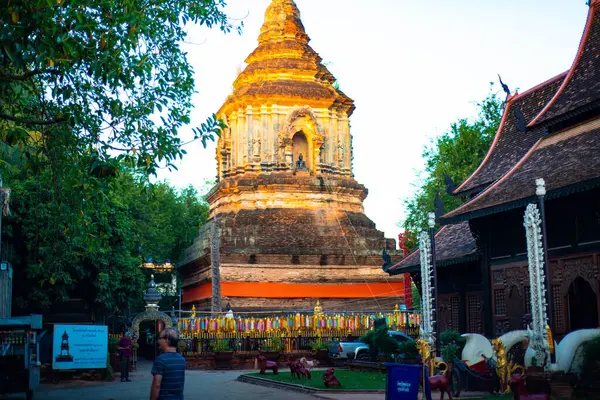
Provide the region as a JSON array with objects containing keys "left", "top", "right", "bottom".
[{"left": 180, "top": 0, "right": 407, "bottom": 312}]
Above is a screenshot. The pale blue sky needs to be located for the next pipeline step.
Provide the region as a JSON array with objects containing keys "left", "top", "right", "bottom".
[{"left": 158, "top": 0, "right": 589, "bottom": 243}]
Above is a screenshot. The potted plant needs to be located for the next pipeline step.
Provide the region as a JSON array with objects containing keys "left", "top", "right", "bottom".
[
  {"left": 211, "top": 339, "right": 234, "bottom": 370},
  {"left": 396, "top": 340, "right": 420, "bottom": 364},
  {"left": 311, "top": 341, "right": 329, "bottom": 362},
  {"left": 260, "top": 335, "right": 283, "bottom": 361},
  {"left": 359, "top": 326, "right": 399, "bottom": 362}
]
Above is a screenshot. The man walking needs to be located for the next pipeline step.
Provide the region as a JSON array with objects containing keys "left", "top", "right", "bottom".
[
  {"left": 150, "top": 328, "right": 186, "bottom": 400},
  {"left": 117, "top": 331, "right": 133, "bottom": 382}
]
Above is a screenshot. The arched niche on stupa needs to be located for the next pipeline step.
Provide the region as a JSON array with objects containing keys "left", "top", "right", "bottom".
[
  {"left": 292, "top": 131, "right": 310, "bottom": 171},
  {"left": 280, "top": 107, "right": 324, "bottom": 173}
]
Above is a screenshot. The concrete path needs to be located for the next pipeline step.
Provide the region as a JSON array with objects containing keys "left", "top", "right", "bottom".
[
  {"left": 35, "top": 361, "right": 315, "bottom": 400},
  {"left": 30, "top": 361, "right": 489, "bottom": 400}
]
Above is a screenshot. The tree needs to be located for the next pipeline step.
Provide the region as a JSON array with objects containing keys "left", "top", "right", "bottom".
[
  {"left": 0, "top": 0, "right": 234, "bottom": 315},
  {"left": 0, "top": 0, "right": 236, "bottom": 176},
  {"left": 3, "top": 135, "right": 209, "bottom": 315},
  {"left": 401, "top": 85, "right": 504, "bottom": 249}
]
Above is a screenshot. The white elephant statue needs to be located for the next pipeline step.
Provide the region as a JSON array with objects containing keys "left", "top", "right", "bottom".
[
  {"left": 461, "top": 333, "right": 493, "bottom": 364},
  {"left": 525, "top": 328, "right": 600, "bottom": 373}
]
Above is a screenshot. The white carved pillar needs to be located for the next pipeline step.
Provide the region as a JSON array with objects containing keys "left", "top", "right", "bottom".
[
  {"left": 419, "top": 231, "right": 435, "bottom": 349},
  {"left": 524, "top": 203, "right": 550, "bottom": 368}
]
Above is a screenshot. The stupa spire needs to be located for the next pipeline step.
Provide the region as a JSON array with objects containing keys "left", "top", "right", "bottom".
[{"left": 258, "top": 0, "right": 308, "bottom": 45}]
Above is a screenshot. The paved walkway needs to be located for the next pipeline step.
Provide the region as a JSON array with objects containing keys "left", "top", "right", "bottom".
[{"left": 30, "top": 361, "right": 489, "bottom": 400}]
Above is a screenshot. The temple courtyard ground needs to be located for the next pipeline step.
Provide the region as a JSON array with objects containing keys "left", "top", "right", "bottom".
[{"left": 31, "top": 361, "right": 488, "bottom": 400}]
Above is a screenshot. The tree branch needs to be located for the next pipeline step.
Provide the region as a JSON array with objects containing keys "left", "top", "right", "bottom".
[
  {"left": 0, "top": 69, "right": 62, "bottom": 81},
  {"left": 0, "top": 112, "right": 66, "bottom": 126}
]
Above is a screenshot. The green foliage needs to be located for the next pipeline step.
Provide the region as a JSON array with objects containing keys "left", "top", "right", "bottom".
[
  {"left": 411, "top": 283, "right": 421, "bottom": 311},
  {"left": 359, "top": 326, "right": 399, "bottom": 360},
  {"left": 311, "top": 341, "right": 329, "bottom": 351},
  {"left": 396, "top": 340, "right": 419, "bottom": 360},
  {"left": 3, "top": 134, "right": 209, "bottom": 315},
  {"left": 0, "top": 0, "right": 232, "bottom": 316},
  {"left": 583, "top": 336, "right": 600, "bottom": 369},
  {"left": 108, "top": 337, "right": 119, "bottom": 354},
  {"left": 440, "top": 330, "right": 466, "bottom": 363},
  {"left": 261, "top": 335, "right": 284, "bottom": 352},
  {"left": 401, "top": 85, "right": 504, "bottom": 249},
  {"left": 0, "top": 0, "right": 237, "bottom": 176},
  {"left": 211, "top": 339, "right": 233, "bottom": 352},
  {"left": 246, "top": 370, "right": 387, "bottom": 391}
]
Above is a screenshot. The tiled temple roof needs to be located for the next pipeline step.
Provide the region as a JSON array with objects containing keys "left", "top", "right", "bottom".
[
  {"left": 443, "top": 2, "right": 600, "bottom": 222},
  {"left": 388, "top": 222, "right": 478, "bottom": 274},
  {"left": 453, "top": 72, "right": 566, "bottom": 195},
  {"left": 529, "top": 2, "right": 600, "bottom": 127},
  {"left": 218, "top": 0, "right": 354, "bottom": 116},
  {"left": 442, "top": 120, "right": 600, "bottom": 223}
]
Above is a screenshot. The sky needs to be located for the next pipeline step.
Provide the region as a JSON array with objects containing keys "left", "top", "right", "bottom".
[{"left": 157, "top": 0, "right": 589, "bottom": 243}]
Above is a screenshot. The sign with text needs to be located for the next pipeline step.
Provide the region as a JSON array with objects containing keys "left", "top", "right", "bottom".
[
  {"left": 52, "top": 325, "right": 108, "bottom": 370},
  {"left": 384, "top": 363, "right": 422, "bottom": 400}
]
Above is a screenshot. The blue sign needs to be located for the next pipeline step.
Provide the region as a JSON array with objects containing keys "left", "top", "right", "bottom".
[
  {"left": 52, "top": 325, "right": 108, "bottom": 370},
  {"left": 384, "top": 363, "right": 422, "bottom": 400}
]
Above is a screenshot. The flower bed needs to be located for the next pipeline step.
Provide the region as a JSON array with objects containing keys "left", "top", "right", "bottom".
[
  {"left": 242, "top": 370, "right": 386, "bottom": 391},
  {"left": 185, "top": 351, "right": 318, "bottom": 370}
]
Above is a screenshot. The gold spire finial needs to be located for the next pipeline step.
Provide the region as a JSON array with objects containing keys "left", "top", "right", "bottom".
[
  {"left": 394, "top": 304, "right": 400, "bottom": 312},
  {"left": 191, "top": 304, "right": 196, "bottom": 319}
]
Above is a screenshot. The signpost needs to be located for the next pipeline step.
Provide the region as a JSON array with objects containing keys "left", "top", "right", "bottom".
[{"left": 52, "top": 325, "right": 108, "bottom": 370}]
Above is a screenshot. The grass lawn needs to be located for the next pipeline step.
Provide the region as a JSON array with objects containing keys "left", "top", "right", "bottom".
[{"left": 244, "top": 369, "right": 386, "bottom": 390}]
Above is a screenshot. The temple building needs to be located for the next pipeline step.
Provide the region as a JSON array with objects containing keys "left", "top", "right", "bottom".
[
  {"left": 179, "top": 0, "right": 408, "bottom": 311},
  {"left": 389, "top": 0, "right": 600, "bottom": 338}
]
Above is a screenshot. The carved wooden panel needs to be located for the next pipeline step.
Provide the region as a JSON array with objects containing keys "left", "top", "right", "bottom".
[
  {"left": 557, "top": 256, "right": 599, "bottom": 296},
  {"left": 439, "top": 293, "right": 461, "bottom": 332},
  {"left": 467, "top": 292, "right": 483, "bottom": 334},
  {"left": 552, "top": 284, "right": 565, "bottom": 334},
  {"left": 494, "top": 289, "right": 507, "bottom": 316},
  {"left": 507, "top": 285, "right": 525, "bottom": 331}
]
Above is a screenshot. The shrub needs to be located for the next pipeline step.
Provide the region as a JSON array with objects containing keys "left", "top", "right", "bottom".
[
  {"left": 360, "top": 326, "right": 399, "bottom": 361},
  {"left": 439, "top": 330, "right": 466, "bottom": 363},
  {"left": 311, "top": 341, "right": 329, "bottom": 351},
  {"left": 108, "top": 337, "right": 119, "bottom": 354},
  {"left": 396, "top": 340, "right": 419, "bottom": 360},
  {"left": 261, "top": 335, "right": 284, "bottom": 352},
  {"left": 583, "top": 336, "right": 600, "bottom": 369},
  {"left": 211, "top": 339, "right": 233, "bottom": 352}
]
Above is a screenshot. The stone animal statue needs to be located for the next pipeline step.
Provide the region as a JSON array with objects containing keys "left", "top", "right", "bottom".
[
  {"left": 299, "top": 357, "right": 318, "bottom": 370},
  {"left": 508, "top": 374, "right": 551, "bottom": 400},
  {"left": 286, "top": 360, "right": 300, "bottom": 379},
  {"left": 322, "top": 368, "right": 341, "bottom": 388},
  {"left": 421, "top": 365, "right": 452, "bottom": 400},
  {"left": 257, "top": 355, "right": 278, "bottom": 375},
  {"left": 492, "top": 338, "right": 525, "bottom": 394},
  {"left": 286, "top": 360, "right": 311, "bottom": 380}
]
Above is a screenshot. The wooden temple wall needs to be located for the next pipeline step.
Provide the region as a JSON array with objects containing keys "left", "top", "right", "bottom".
[{"left": 491, "top": 252, "right": 600, "bottom": 338}]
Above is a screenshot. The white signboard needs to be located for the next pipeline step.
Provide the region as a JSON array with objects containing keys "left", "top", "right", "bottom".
[{"left": 52, "top": 325, "right": 108, "bottom": 370}]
